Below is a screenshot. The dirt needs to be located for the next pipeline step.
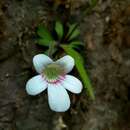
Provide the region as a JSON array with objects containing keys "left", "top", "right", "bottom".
[{"left": 0, "top": 0, "right": 130, "bottom": 130}]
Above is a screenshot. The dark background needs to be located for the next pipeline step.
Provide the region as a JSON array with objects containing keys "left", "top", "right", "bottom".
[{"left": 0, "top": 0, "right": 130, "bottom": 130}]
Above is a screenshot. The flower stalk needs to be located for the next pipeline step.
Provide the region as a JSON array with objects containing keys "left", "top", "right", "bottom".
[{"left": 48, "top": 41, "right": 56, "bottom": 58}]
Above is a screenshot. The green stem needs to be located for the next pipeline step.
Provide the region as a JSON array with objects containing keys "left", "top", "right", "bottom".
[{"left": 48, "top": 41, "right": 56, "bottom": 58}]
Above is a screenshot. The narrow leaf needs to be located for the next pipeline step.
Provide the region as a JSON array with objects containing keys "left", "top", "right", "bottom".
[
  {"left": 67, "top": 24, "right": 77, "bottom": 37},
  {"left": 89, "top": 0, "right": 98, "bottom": 8},
  {"left": 44, "top": 48, "right": 57, "bottom": 56},
  {"left": 69, "top": 28, "right": 80, "bottom": 41},
  {"left": 37, "top": 39, "right": 53, "bottom": 46},
  {"left": 37, "top": 25, "right": 53, "bottom": 41},
  {"left": 61, "top": 45, "right": 95, "bottom": 100},
  {"left": 69, "top": 41, "right": 83, "bottom": 49},
  {"left": 55, "top": 21, "right": 64, "bottom": 39},
  {"left": 67, "top": 24, "right": 80, "bottom": 41}
]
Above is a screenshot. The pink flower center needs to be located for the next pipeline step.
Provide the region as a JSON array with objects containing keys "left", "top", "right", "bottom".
[
  {"left": 42, "top": 63, "right": 65, "bottom": 84},
  {"left": 43, "top": 75, "right": 65, "bottom": 85}
]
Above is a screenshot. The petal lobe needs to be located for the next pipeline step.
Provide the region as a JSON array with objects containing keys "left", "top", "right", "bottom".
[
  {"left": 62, "top": 75, "right": 83, "bottom": 94},
  {"left": 56, "top": 55, "right": 74, "bottom": 74},
  {"left": 48, "top": 84, "right": 70, "bottom": 112},
  {"left": 33, "top": 54, "right": 53, "bottom": 73},
  {"left": 26, "top": 75, "right": 47, "bottom": 95}
]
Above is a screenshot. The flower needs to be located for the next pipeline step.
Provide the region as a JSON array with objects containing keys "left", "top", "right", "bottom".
[{"left": 26, "top": 54, "right": 83, "bottom": 112}]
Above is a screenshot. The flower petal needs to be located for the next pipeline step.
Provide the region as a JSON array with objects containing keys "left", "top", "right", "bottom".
[
  {"left": 33, "top": 54, "right": 53, "bottom": 73},
  {"left": 62, "top": 75, "right": 83, "bottom": 94},
  {"left": 47, "top": 84, "right": 70, "bottom": 112},
  {"left": 26, "top": 75, "right": 47, "bottom": 95},
  {"left": 55, "top": 55, "right": 74, "bottom": 74}
]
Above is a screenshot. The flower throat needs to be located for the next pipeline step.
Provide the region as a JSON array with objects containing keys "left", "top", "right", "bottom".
[{"left": 43, "top": 63, "right": 65, "bottom": 80}]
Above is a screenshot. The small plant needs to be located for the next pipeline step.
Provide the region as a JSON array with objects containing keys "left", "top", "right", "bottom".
[
  {"left": 25, "top": 21, "right": 95, "bottom": 112},
  {"left": 26, "top": 54, "right": 82, "bottom": 112}
]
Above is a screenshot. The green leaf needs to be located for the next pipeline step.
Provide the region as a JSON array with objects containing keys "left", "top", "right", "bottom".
[
  {"left": 44, "top": 49, "right": 49, "bottom": 55},
  {"left": 44, "top": 48, "right": 57, "bottom": 56},
  {"left": 67, "top": 24, "right": 80, "bottom": 41},
  {"left": 37, "top": 39, "right": 54, "bottom": 46},
  {"left": 55, "top": 21, "right": 64, "bottom": 39},
  {"left": 69, "top": 41, "right": 83, "bottom": 49},
  {"left": 37, "top": 25, "right": 53, "bottom": 41},
  {"left": 67, "top": 24, "right": 77, "bottom": 37},
  {"left": 89, "top": 0, "right": 98, "bottom": 8},
  {"left": 61, "top": 45, "right": 95, "bottom": 100},
  {"left": 69, "top": 28, "right": 80, "bottom": 41}
]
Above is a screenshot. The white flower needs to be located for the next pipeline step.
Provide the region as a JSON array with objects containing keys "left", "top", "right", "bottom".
[{"left": 26, "top": 54, "right": 83, "bottom": 112}]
